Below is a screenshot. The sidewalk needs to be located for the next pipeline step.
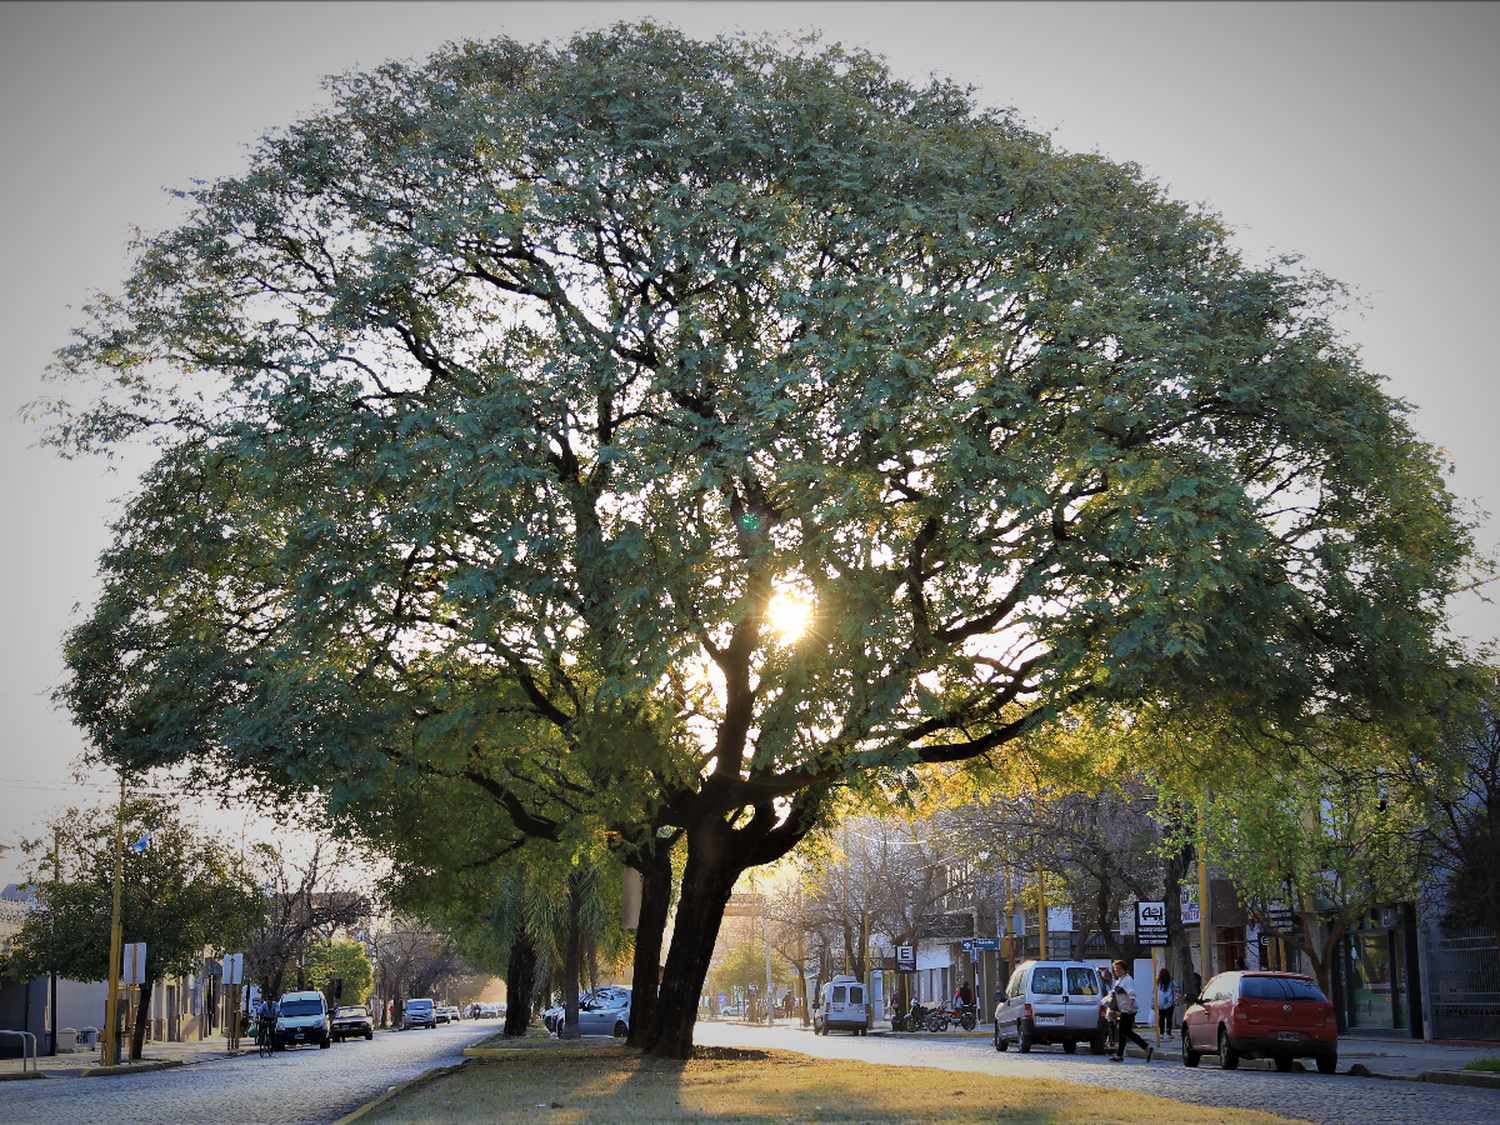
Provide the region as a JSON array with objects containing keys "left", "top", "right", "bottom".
[
  {"left": 0, "top": 1033, "right": 251, "bottom": 1079},
  {"left": 1136, "top": 1030, "right": 1500, "bottom": 1083}
]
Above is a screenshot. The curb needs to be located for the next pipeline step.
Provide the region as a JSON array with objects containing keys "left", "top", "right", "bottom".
[
  {"left": 1420, "top": 1069, "right": 1500, "bottom": 1090},
  {"left": 0, "top": 1071, "right": 50, "bottom": 1081},
  {"left": 82, "top": 1059, "right": 185, "bottom": 1078},
  {"left": 328, "top": 1059, "right": 471, "bottom": 1125}
]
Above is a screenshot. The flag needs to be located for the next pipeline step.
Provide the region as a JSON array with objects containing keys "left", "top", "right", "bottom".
[{"left": 129, "top": 829, "right": 156, "bottom": 853}]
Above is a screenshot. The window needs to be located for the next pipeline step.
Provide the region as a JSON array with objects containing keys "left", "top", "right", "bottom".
[
  {"left": 832, "top": 986, "right": 846, "bottom": 1003},
  {"left": 849, "top": 986, "right": 863, "bottom": 1004},
  {"left": 1240, "top": 976, "right": 1327, "bottom": 1002},
  {"left": 1032, "top": 967, "right": 1064, "bottom": 995},
  {"left": 1067, "top": 968, "right": 1100, "bottom": 996}
]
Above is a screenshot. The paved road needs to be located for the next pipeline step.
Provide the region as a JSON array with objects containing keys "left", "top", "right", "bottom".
[
  {"left": 0, "top": 1021, "right": 493, "bottom": 1125},
  {"left": 693, "top": 1022, "right": 1500, "bottom": 1125}
]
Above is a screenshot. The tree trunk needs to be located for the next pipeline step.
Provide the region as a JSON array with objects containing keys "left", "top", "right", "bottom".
[
  {"left": 625, "top": 838, "right": 675, "bottom": 1049},
  {"left": 504, "top": 933, "right": 536, "bottom": 1037},
  {"left": 559, "top": 871, "right": 583, "bottom": 1039},
  {"left": 1163, "top": 836, "right": 1194, "bottom": 990},
  {"left": 130, "top": 980, "right": 153, "bottom": 1061},
  {"left": 644, "top": 782, "right": 828, "bottom": 1058},
  {"left": 644, "top": 820, "right": 744, "bottom": 1057}
]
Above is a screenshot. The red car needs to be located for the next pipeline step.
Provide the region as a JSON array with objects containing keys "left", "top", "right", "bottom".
[{"left": 1181, "top": 971, "right": 1338, "bottom": 1074}]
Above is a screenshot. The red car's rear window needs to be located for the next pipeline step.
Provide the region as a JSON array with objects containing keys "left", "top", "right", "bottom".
[{"left": 1241, "top": 976, "right": 1327, "bottom": 1002}]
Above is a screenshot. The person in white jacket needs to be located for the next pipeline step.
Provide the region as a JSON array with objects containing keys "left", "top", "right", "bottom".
[{"left": 1108, "top": 960, "right": 1153, "bottom": 1062}]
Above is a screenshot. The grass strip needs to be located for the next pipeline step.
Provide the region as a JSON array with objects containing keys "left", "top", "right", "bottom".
[{"left": 358, "top": 1042, "right": 1314, "bottom": 1125}]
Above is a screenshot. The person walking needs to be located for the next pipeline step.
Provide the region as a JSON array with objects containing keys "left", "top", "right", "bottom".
[
  {"left": 1108, "top": 960, "right": 1153, "bottom": 1062},
  {"left": 1156, "top": 968, "right": 1182, "bottom": 1039},
  {"left": 1099, "top": 965, "right": 1117, "bottom": 1050}
]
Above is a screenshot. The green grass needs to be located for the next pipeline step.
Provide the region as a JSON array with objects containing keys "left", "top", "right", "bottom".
[
  {"left": 1463, "top": 1051, "right": 1500, "bottom": 1072},
  {"left": 354, "top": 1041, "right": 1315, "bottom": 1125}
]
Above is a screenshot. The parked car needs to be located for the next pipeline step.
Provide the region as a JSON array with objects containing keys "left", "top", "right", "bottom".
[
  {"left": 403, "top": 998, "right": 436, "bottom": 1029},
  {"left": 434, "top": 1005, "right": 451, "bottom": 1024},
  {"left": 331, "top": 1005, "right": 374, "bottom": 1042},
  {"left": 445, "top": 1005, "right": 462, "bottom": 1023},
  {"left": 993, "top": 960, "right": 1108, "bottom": 1054},
  {"left": 545, "top": 988, "right": 630, "bottom": 1033},
  {"left": 578, "top": 990, "right": 631, "bottom": 1037},
  {"left": 1181, "top": 971, "right": 1338, "bottom": 1073},
  {"left": 274, "top": 990, "right": 332, "bottom": 1050},
  {"left": 813, "top": 975, "right": 872, "bottom": 1036}
]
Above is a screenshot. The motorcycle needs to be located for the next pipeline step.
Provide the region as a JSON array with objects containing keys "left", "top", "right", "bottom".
[
  {"left": 936, "top": 1002, "right": 977, "bottom": 1031},
  {"left": 890, "top": 1001, "right": 930, "bottom": 1032}
]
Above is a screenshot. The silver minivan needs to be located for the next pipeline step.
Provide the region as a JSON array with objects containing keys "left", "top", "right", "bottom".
[{"left": 993, "top": 960, "right": 1108, "bottom": 1054}]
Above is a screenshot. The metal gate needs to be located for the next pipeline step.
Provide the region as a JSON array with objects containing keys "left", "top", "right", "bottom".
[{"left": 1425, "top": 923, "right": 1500, "bottom": 1041}]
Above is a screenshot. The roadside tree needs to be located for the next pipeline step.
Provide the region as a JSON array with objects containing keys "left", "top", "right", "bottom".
[
  {"left": 9, "top": 795, "right": 262, "bottom": 1060},
  {"left": 305, "top": 937, "right": 374, "bottom": 1007},
  {"left": 1198, "top": 737, "right": 1429, "bottom": 997},
  {"left": 1406, "top": 677, "right": 1500, "bottom": 961},
  {"left": 39, "top": 24, "right": 1475, "bottom": 1056},
  {"left": 243, "top": 840, "right": 369, "bottom": 998}
]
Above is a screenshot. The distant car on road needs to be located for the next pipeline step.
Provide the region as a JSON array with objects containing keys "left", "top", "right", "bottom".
[
  {"left": 330, "top": 1005, "right": 374, "bottom": 1042},
  {"left": 402, "top": 998, "right": 436, "bottom": 1029}
]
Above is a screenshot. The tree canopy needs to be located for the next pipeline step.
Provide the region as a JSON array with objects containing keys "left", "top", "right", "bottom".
[{"left": 36, "top": 23, "right": 1475, "bottom": 1055}]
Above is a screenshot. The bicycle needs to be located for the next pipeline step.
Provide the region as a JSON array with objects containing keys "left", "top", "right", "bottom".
[{"left": 255, "top": 1016, "right": 276, "bottom": 1057}]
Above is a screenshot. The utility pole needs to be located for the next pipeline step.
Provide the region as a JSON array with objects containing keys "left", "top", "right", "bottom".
[
  {"left": 1035, "top": 842, "right": 1048, "bottom": 961},
  {"left": 49, "top": 830, "right": 59, "bottom": 1056},
  {"left": 101, "top": 775, "right": 125, "bottom": 1066},
  {"left": 1197, "top": 809, "right": 1212, "bottom": 980}
]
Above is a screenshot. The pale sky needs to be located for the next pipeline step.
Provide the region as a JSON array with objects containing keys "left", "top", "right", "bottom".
[{"left": 2, "top": 2, "right": 1496, "bottom": 885}]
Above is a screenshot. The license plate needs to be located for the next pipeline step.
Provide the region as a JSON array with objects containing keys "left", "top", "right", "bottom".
[
  {"left": 1035, "top": 1016, "right": 1064, "bottom": 1026},
  {"left": 1277, "top": 1031, "right": 1300, "bottom": 1042}
]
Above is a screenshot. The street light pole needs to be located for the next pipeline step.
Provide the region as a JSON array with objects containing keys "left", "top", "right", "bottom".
[{"left": 101, "top": 774, "right": 125, "bottom": 1066}]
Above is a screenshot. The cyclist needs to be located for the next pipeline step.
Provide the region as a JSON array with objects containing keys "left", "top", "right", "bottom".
[{"left": 255, "top": 995, "right": 279, "bottom": 1055}]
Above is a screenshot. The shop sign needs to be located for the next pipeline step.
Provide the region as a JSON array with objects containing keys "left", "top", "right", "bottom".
[
  {"left": 1135, "top": 901, "right": 1169, "bottom": 946},
  {"left": 1180, "top": 886, "right": 1200, "bottom": 924}
]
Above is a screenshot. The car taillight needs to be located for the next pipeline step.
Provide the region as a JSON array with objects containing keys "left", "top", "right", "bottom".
[{"left": 1024, "top": 1003, "right": 1033, "bottom": 1019}]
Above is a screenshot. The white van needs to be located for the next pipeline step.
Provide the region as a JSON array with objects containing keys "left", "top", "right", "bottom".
[
  {"left": 274, "top": 990, "right": 332, "bottom": 1049},
  {"left": 993, "top": 960, "right": 1108, "bottom": 1054},
  {"left": 813, "top": 975, "right": 872, "bottom": 1036}
]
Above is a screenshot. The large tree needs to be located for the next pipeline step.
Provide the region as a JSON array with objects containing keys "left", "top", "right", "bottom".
[
  {"left": 38, "top": 24, "right": 1473, "bottom": 1055},
  {"left": 9, "top": 795, "right": 262, "bottom": 1060}
]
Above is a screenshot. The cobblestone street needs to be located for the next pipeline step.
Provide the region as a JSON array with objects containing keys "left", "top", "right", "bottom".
[
  {"left": 0, "top": 1021, "right": 492, "bottom": 1125},
  {"left": 5, "top": 1018, "right": 1498, "bottom": 1125}
]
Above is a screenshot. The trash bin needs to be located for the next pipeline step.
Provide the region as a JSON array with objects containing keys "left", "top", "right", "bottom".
[
  {"left": 79, "top": 1027, "right": 99, "bottom": 1050},
  {"left": 57, "top": 1028, "right": 78, "bottom": 1051}
]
